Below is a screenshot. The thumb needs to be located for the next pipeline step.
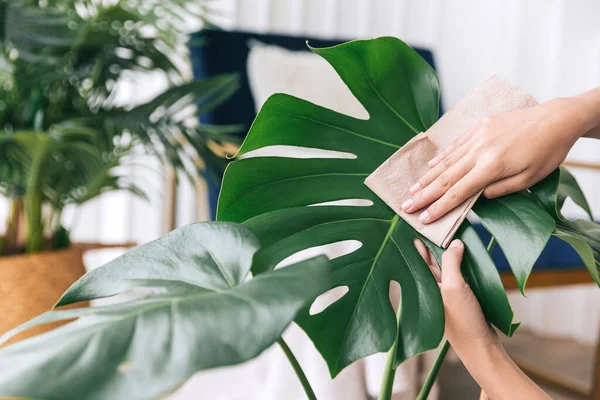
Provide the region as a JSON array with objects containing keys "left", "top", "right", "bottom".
[{"left": 441, "top": 239, "right": 465, "bottom": 285}]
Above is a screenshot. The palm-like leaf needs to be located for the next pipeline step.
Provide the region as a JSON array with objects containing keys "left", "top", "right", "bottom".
[{"left": 0, "top": 0, "right": 239, "bottom": 250}]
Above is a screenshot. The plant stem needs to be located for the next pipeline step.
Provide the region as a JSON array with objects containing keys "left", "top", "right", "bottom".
[
  {"left": 25, "top": 136, "right": 49, "bottom": 253},
  {"left": 25, "top": 187, "right": 44, "bottom": 253},
  {"left": 24, "top": 92, "right": 48, "bottom": 253},
  {"left": 277, "top": 338, "right": 318, "bottom": 400},
  {"left": 486, "top": 236, "right": 497, "bottom": 253},
  {"left": 379, "top": 295, "right": 403, "bottom": 400},
  {"left": 416, "top": 339, "right": 450, "bottom": 400},
  {"left": 378, "top": 331, "right": 400, "bottom": 400},
  {"left": 4, "top": 198, "right": 23, "bottom": 254},
  {"left": 416, "top": 235, "right": 497, "bottom": 399}
]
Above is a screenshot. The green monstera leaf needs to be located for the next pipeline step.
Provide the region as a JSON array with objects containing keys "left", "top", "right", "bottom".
[
  {"left": 531, "top": 168, "right": 600, "bottom": 285},
  {"left": 0, "top": 222, "right": 332, "bottom": 400},
  {"left": 217, "top": 37, "right": 560, "bottom": 376}
]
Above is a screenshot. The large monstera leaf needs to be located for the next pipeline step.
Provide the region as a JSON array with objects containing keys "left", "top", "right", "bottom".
[
  {"left": 0, "top": 222, "right": 331, "bottom": 400},
  {"left": 217, "top": 37, "right": 558, "bottom": 376}
]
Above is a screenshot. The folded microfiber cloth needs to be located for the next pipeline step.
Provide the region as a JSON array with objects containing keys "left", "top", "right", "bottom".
[{"left": 365, "top": 74, "right": 539, "bottom": 248}]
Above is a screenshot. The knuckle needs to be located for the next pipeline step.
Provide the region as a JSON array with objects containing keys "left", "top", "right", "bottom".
[
  {"left": 483, "top": 188, "right": 497, "bottom": 199},
  {"left": 440, "top": 284, "right": 460, "bottom": 298},
  {"left": 438, "top": 172, "right": 450, "bottom": 188},
  {"left": 471, "top": 137, "right": 488, "bottom": 153},
  {"left": 477, "top": 152, "right": 498, "bottom": 170},
  {"left": 494, "top": 156, "right": 506, "bottom": 172},
  {"left": 481, "top": 115, "right": 497, "bottom": 127},
  {"left": 441, "top": 282, "right": 470, "bottom": 297},
  {"left": 442, "top": 155, "right": 454, "bottom": 168},
  {"left": 448, "top": 185, "right": 461, "bottom": 200}
]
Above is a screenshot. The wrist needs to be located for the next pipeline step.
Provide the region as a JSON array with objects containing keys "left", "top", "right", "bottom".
[
  {"left": 541, "top": 98, "right": 590, "bottom": 142},
  {"left": 451, "top": 336, "right": 503, "bottom": 369}
]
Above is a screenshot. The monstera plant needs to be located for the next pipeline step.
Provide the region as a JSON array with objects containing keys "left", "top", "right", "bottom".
[
  {"left": 216, "top": 37, "right": 600, "bottom": 396},
  {"left": 0, "top": 37, "right": 598, "bottom": 400}
]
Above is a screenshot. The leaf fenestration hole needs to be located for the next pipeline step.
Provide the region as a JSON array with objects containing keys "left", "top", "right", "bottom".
[
  {"left": 389, "top": 280, "right": 401, "bottom": 313},
  {"left": 309, "top": 286, "right": 349, "bottom": 315},
  {"left": 308, "top": 199, "right": 373, "bottom": 207},
  {"left": 275, "top": 240, "right": 362, "bottom": 269},
  {"left": 239, "top": 145, "right": 356, "bottom": 160}
]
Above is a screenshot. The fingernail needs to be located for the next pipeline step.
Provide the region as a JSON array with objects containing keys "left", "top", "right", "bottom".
[
  {"left": 428, "top": 157, "right": 439, "bottom": 167},
  {"left": 449, "top": 239, "right": 463, "bottom": 249},
  {"left": 409, "top": 182, "right": 421, "bottom": 193},
  {"left": 401, "top": 199, "right": 413, "bottom": 211},
  {"left": 418, "top": 211, "right": 430, "bottom": 223}
]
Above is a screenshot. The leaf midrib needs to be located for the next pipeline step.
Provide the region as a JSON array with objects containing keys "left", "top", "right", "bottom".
[
  {"left": 389, "top": 234, "right": 423, "bottom": 359},
  {"left": 351, "top": 48, "right": 420, "bottom": 135},
  {"left": 334, "top": 214, "right": 400, "bottom": 371},
  {"left": 206, "top": 248, "right": 235, "bottom": 288},
  {"left": 28, "top": 284, "right": 256, "bottom": 344}
]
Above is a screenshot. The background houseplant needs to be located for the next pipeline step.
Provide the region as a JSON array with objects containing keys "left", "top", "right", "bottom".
[
  {"left": 0, "top": 37, "right": 598, "bottom": 400},
  {"left": 0, "top": 0, "right": 239, "bottom": 255},
  {"left": 0, "top": 0, "right": 239, "bottom": 340}
]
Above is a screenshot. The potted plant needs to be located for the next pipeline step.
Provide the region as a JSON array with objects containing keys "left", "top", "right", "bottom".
[
  {"left": 0, "top": 37, "right": 598, "bottom": 400},
  {"left": 0, "top": 0, "right": 239, "bottom": 342}
]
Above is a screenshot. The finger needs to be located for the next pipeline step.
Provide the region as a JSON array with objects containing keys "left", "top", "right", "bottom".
[
  {"left": 414, "top": 239, "right": 441, "bottom": 282},
  {"left": 441, "top": 239, "right": 465, "bottom": 285},
  {"left": 413, "top": 238, "right": 431, "bottom": 264},
  {"left": 482, "top": 171, "right": 530, "bottom": 199},
  {"left": 414, "top": 239, "right": 441, "bottom": 270},
  {"left": 418, "top": 166, "right": 487, "bottom": 224},
  {"left": 410, "top": 142, "right": 470, "bottom": 194},
  {"left": 403, "top": 154, "right": 474, "bottom": 214},
  {"left": 428, "top": 128, "right": 474, "bottom": 167}
]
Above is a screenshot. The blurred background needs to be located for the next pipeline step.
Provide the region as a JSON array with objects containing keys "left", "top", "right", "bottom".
[{"left": 1, "top": 0, "right": 599, "bottom": 399}]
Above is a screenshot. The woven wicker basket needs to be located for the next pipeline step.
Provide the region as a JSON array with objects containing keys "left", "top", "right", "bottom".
[{"left": 0, "top": 246, "right": 94, "bottom": 347}]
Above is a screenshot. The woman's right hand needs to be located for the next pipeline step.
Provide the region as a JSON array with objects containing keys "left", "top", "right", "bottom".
[
  {"left": 413, "top": 238, "right": 498, "bottom": 352},
  {"left": 414, "top": 238, "right": 551, "bottom": 400}
]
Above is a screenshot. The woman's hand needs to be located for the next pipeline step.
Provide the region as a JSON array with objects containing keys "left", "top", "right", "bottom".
[
  {"left": 413, "top": 238, "right": 498, "bottom": 351},
  {"left": 402, "top": 98, "right": 592, "bottom": 224},
  {"left": 414, "top": 238, "right": 551, "bottom": 400}
]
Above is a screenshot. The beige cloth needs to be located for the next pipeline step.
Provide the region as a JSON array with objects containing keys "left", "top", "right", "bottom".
[{"left": 365, "top": 74, "right": 539, "bottom": 248}]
